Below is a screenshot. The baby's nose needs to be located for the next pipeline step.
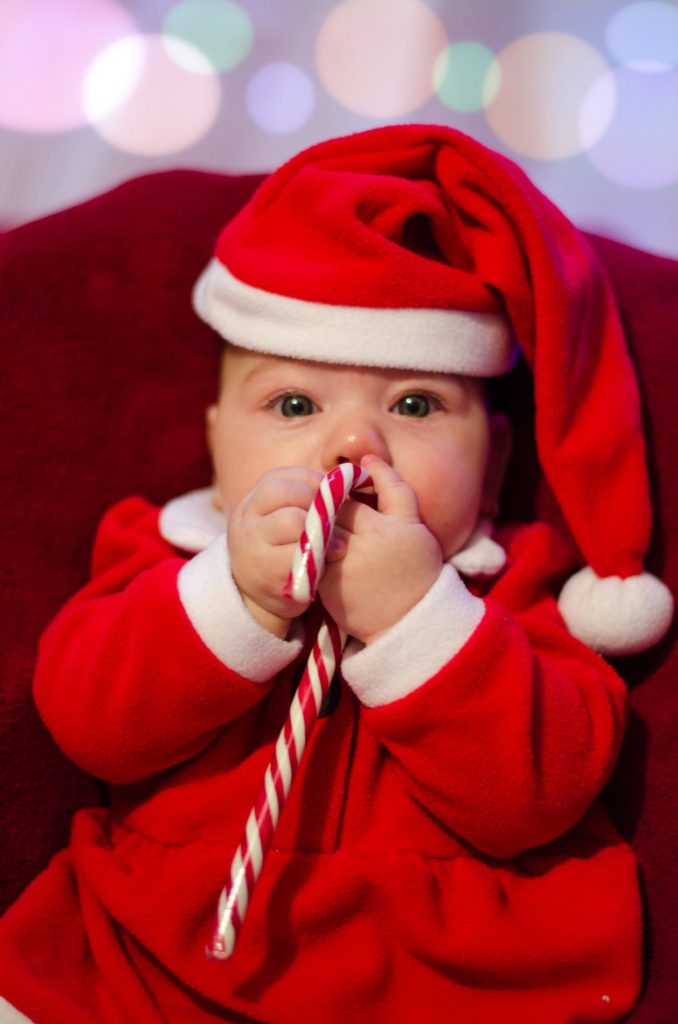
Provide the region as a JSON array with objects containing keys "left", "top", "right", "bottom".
[{"left": 321, "top": 415, "right": 390, "bottom": 471}]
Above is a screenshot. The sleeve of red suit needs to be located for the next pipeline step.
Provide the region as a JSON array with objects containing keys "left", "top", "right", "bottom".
[
  {"left": 341, "top": 521, "right": 627, "bottom": 859},
  {"left": 33, "top": 498, "right": 304, "bottom": 784},
  {"left": 34, "top": 499, "right": 626, "bottom": 862}
]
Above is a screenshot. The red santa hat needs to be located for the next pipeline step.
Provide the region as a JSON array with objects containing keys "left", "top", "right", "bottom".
[{"left": 193, "top": 124, "right": 673, "bottom": 657}]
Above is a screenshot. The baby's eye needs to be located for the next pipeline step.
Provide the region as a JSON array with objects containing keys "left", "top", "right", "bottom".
[
  {"left": 276, "top": 393, "right": 317, "bottom": 417},
  {"left": 391, "top": 393, "right": 438, "bottom": 418}
]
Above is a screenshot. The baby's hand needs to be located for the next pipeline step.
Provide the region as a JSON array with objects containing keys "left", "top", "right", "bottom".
[
  {"left": 227, "top": 467, "right": 324, "bottom": 638},
  {"left": 318, "top": 455, "right": 443, "bottom": 644}
]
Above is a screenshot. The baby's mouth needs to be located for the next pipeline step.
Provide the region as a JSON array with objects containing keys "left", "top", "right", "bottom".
[{"left": 353, "top": 489, "right": 378, "bottom": 510}]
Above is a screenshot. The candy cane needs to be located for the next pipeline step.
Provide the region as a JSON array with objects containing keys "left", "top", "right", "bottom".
[{"left": 208, "top": 462, "right": 372, "bottom": 959}]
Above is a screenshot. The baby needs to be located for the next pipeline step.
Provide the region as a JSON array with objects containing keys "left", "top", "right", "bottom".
[
  {"left": 210, "top": 347, "right": 506, "bottom": 648},
  {"left": 0, "top": 124, "right": 673, "bottom": 1024}
]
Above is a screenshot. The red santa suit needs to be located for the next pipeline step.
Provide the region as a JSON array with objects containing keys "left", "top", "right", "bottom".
[{"left": 0, "top": 490, "right": 641, "bottom": 1024}]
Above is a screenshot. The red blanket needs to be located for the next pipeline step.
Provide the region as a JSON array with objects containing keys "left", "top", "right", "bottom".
[{"left": 1, "top": 169, "right": 676, "bottom": 1022}]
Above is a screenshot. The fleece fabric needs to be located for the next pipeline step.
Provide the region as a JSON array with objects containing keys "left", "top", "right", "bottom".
[
  {"left": 196, "top": 125, "right": 657, "bottom": 602},
  {"left": 1, "top": 169, "right": 677, "bottom": 1023},
  {"left": 0, "top": 498, "right": 640, "bottom": 1024}
]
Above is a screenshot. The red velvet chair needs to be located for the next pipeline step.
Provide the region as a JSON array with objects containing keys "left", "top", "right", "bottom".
[{"left": 1, "top": 169, "right": 676, "bottom": 1021}]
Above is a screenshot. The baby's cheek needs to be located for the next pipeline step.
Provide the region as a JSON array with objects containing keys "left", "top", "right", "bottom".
[{"left": 418, "top": 484, "right": 481, "bottom": 560}]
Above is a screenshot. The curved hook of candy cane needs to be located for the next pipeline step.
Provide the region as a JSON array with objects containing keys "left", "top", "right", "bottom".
[
  {"left": 285, "top": 462, "right": 372, "bottom": 604},
  {"left": 207, "top": 463, "right": 371, "bottom": 960}
]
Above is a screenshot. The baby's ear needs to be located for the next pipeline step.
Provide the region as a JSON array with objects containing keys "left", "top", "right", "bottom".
[
  {"left": 205, "top": 404, "right": 218, "bottom": 456},
  {"left": 483, "top": 412, "right": 513, "bottom": 511}
]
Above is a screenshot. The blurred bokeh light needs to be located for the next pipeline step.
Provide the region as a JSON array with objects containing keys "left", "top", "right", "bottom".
[{"left": 1, "top": 0, "right": 676, "bottom": 259}]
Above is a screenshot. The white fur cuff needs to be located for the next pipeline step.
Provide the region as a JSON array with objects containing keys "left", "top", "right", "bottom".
[
  {"left": 177, "top": 536, "right": 303, "bottom": 682},
  {"left": 341, "top": 564, "right": 485, "bottom": 708},
  {"left": 0, "top": 997, "right": 36, "bottom": 1023}
]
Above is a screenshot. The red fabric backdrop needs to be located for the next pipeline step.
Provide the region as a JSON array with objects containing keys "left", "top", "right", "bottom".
[{"left": 1, "top": 170, "right": 676, "bottom": 1021}]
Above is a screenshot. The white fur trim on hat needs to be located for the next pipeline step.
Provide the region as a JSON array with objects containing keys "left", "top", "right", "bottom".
[
  {"left": 193, "top": 259, "right": 517, "bottom": 376},
  {"left": 558, "top": 566, "right": 674, "bottom": 657}
]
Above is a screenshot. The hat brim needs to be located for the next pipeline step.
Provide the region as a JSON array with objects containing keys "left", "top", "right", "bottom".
[{"left": 193, "top": 259, "right": 517, "bottom": 377}]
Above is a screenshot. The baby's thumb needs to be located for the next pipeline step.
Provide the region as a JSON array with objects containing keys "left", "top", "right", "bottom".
[
  {"left": 325, "top": 528, "right": 348, "bottom": 562},
  {"left": 360, "top": 455, "right": 420, "bottom": 520}
]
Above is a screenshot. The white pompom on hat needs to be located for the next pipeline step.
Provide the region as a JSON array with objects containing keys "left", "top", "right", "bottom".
[{"left": 193, "top": 124, "right": 673, "bottom": 656}]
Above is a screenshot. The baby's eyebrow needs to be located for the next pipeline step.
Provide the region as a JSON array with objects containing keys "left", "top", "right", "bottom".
[
  {"left": 240, "top": 362, "right": 301, "bottom": 388},
  {"left": 240, "top": 361, "right": 276, "bottom": 384},
  {"left": 392, "top": 373, "right": 470, "bottom": 392}
]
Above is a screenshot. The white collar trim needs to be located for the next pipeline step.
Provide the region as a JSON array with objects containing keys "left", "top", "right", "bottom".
[
  {"left": 159, "top": 487, "right": 506, "bottom": 578},
  {"left": 158, "top": 487, "right": 226, "bottom": 553},
  {"left": 449, "top": 518, "right": 507, "bottom": 578}
]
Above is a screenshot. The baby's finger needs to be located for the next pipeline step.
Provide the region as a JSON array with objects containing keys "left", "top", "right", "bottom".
[
  {"left": 246, "top": 467, "right": 323, "bottom": 516},
  {"left": 334, "top": 498, "right": 377, "bottom": 534},
  {"left": 324, "top": 525, "right": 349, "bottom": 562},
  {"left": 361, "top": 454, "right": 421, "bottom": 520},
  {"left": 261, "top": 506, "right": 309, "bottom": 546}
]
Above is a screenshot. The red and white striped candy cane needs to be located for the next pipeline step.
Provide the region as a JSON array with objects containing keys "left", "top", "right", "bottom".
[{"left": 208, "top": 462, "right": 371, "bottom": 959}]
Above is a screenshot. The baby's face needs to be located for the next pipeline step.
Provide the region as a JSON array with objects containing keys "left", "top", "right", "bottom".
[{"left": 208, "top": 346, "right": 499, "bottom": 560}]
